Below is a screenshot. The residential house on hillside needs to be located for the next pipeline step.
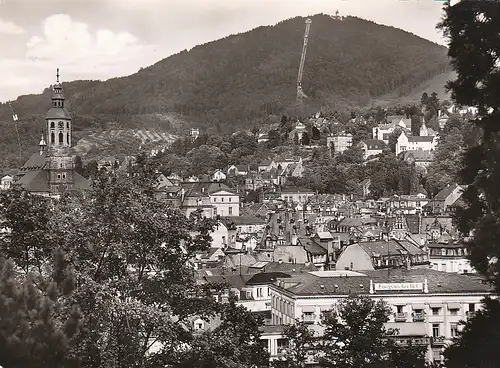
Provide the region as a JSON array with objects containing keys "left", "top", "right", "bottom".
[
  {"left": 154, "top": 174, "right": 182, "bottom": 205},
  {"left": 211, "top": 218, "right": 237, "bottom": 249},
  {"left": 288, "top": 121, "right": 307, "bottom": 143},
  {"left": 427, "top": 184, "right": 464, "bottom": 214},
  {"left": 327, "top": 132, "right": 353, "bottom": 154},
  {"left": 258, "top": 160, "right": 273, "bottom": 172},
  {"left": 437, "top": 110, "right": 450, "bottom": 129},
  {"left": 190, "top": 128, "right": 200, "bottom": 140},
  {"left": 0, "top": 175, "right": 13, "bottom": 190},
  {"left": 211, "top": 169, "right": 227, "bottom": 182},
  {"left": 280, "top": 187, "right": 315, "bottom": 204},
  {"left": 360, "top": 179, "right": 371, "bottom": 198},
  {"left": 209, "top": 182, "right": 240, "bottom": 217},
  {"left": 396, "top": 132, "right": 438, "bottom": 156},
  {"left": 384, "top": 194, "right": 429, "bottom": 215},
  {"left": 167, "top": 173, "right": 182, "bottom": 185},
  {"left": 192, "top": 247, "right": 226, "bottom": 270},
  {"left": 227, "top": 165, "right": 249, "bottom": 177},
  {"left": 179, "top": 181, "right": 240, "bottom": 218},
  {"left": 224, "top": 215, "right": 267, "bottom": 251},
  {"left": 386, "top": 115, "right": 411, "bottom": 127},
  {"left": 245, "top": 172, "right": 264, "bottom": 191},
  {"left": 372, "top": 116, "right": 410, "bottom": 144},
  {"left": 403, "top": 151, "right": 435, "bottom": 171},
  {"left": 358, "top": 139, "right": 385, "bottom": 160}
]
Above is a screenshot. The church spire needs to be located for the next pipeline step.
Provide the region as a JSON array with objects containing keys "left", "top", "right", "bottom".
[
  {"left": 52, "top": 68, "right": 64, "bottom": 108},
  {"left": 39, "top": 134, "right": 46, "bottom": 155}
]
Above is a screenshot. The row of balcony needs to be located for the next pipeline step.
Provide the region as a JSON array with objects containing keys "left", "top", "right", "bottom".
[
  {"left": 394, "top": 312, "right": 425, "bottom": 322},
  {"left": 302, "top": 311, "right": 477, "bottom": 325},
  {"left": 393, "top": 311, "right": 476, "bottom": 323}
]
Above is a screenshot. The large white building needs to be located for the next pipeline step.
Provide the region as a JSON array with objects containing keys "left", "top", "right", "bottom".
[
  {"left": 396, "top": 132, "right": 438, "bottom": 156},
  {"left": 326, "top": 132, "right": 353, "bottom": 154},
  {"left": 264, "top": 269, "right": 493, "bottom": 365}
]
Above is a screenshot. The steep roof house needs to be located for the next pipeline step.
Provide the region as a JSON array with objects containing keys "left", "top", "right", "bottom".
[
  {"left": 358, "top": 139, "right": 385, "bottom": 160},
  {"left": 336, "top": 240, "right": 428, "bottom": 271},
  {"left": 427, "top": 184, "right": 465, "bottom": 214}
]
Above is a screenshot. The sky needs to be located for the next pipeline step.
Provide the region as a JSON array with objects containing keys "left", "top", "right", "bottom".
[{"left": 0, "top": 0, "right": 450, "bottom": 102}]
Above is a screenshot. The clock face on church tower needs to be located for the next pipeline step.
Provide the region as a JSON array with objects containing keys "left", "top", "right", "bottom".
[{"left": 58, "top": 121, "right": 64, "bottom": 129}]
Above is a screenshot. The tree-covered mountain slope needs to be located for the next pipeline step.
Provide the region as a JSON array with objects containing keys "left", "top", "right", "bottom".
[{"left": 0, "top": 14, "right": 449, "bottom": 169}]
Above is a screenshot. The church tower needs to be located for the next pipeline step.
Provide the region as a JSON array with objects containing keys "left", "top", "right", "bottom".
[
  {"left": 45, "top": 69, "right": 75, "bottom": 193},
  {"left": 419, "top": 120, "right": 428, "bottom": 137}
]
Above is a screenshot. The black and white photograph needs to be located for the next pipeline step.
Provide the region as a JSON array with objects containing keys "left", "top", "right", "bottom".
[{"left": 0, "top": 0, "right": 499, "bottom": 367}]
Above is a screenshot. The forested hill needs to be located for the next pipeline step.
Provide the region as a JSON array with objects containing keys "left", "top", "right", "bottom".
[{"left": 0, "top": 14, "right": 449, "bottom": 159}]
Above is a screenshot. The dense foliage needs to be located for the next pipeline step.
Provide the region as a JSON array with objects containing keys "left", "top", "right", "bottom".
[
  {"left": 0, "top": 172, "right": 269, "bottom": 367},
  {"left": 0, "top": 14, "right": 450, "bottom": 170},
  {"left": 320, "top": 296, "right": 427, "bottom": 368},
  {"left": 437, "top": 1, "right": 500, "bottom": 367}
]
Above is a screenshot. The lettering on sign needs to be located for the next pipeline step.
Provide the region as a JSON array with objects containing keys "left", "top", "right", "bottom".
[{"left": 374, "top": 283, "right": 423, "bottom": 291}]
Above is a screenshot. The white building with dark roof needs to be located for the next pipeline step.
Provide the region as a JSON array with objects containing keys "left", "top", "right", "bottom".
[
  {"left": 266, "top": 269, "right": 494, "bottom": 364},
  {"left": 396, "top": 131, "right": 439, "bottom": 156},
  {"left": 358, "top": 139, "right": 386, "bottom": 160}
]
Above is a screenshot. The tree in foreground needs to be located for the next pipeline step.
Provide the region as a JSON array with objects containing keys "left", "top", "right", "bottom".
[
  {"left": 272, "top": 321, "right": 317, "bottom": 368},
  {"left": 437, "top": 1, "right": 500, "bottom": 367},
  {"left": 0, "top": 252, "right": 81, "bottom": 368},
  {"left": 444, "top": 298, "right": 500, "bottom": 368},
  {"left": 437, "top": 0, "right": 500, "bottom": 289},
  {"left": 319, "top": 295, "right": 426, "bottom": 368},
  {"left": 0, "top": 170, "right": 269, "bottom": 367},
  {"left": 175, "top": 298, "right": 269, "bottom": 368}
]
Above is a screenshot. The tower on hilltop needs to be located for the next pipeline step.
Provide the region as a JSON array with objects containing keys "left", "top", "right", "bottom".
[{"left": 14, "top": 69, "right": 89, "bottom": 197}]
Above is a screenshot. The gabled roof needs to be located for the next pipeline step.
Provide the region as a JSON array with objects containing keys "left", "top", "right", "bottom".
[
  {"left": 356, "top": 240, "right": 407, "bottom": 257},
  {"left": 223, "top": 215, "right": 266, "bottom": 226},
  {"left": 434, "top": 183, "right": 462, "bottom": 201},
  {"left": 407, "top": 136, "right": 435, "bottom": 143},
  {"left": 404, "top": 150, "right": 435, "bottom": 161},
  {"left": 19, "top": 152, "right": 47, "bottom": 171},
  {"left": 360, "top": 139, "right": 385, "bottom": 150},
  {"left": 246, "top": 272, "right": 291, "bottom": 286},
  {"left": 298, "top": 237, "right": 327, "bottom": 255}
]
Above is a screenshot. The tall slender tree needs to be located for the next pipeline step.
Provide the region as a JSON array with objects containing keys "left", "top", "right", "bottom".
[{"left": 437, "top": 2, "right": 500, "bottom": 367}]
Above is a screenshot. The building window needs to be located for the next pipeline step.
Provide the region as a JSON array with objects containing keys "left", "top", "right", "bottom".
[
  {"left": 396, "top": 305, "right": 404, "bottom": 313},
  {"left": 62, "top": 174, "right": 66, "bottom": 179},
  {"left": 221, "top": 198, "right": 224, "bottom": 202},
  {"left": 229, "top": 207, "right": 233, "bottom": 215},
  {"left": 57, "top": 174, "right": 61, "bottom": 179},
  {"left": 432, "top": 348, "right": 442, "bottom": 362},
  {"left": 58, "top": 132, "right": 63, "bottom": 145},
  {"left": 432, "top": 307, "right": 441, "bottom": 316},
  {"left": 51, "top": 132, "right": 55, "bottom": 144},
  {"left": 229, "top": 197, "right": 232, "bottom": 202},
  {"left": 450, "top": 323, "right": 458, "bottom": 337},
  {"left": 450, "top": 309, "right": 458, "bottom": 316},
  {"left": 50, "top": 122, "right": 55, "bottom": 129},
  {"left": 67, "top": 133, "right": 70, "bottom": 145},
  {"left": 469, "top": 303, "right": 475, "bottom": 312},
  {"left": 432, "top": 323, "right": 440, "bottom": 338},
  {"left": 66, "top": 122, "right": 69, "bottom": 129}
]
